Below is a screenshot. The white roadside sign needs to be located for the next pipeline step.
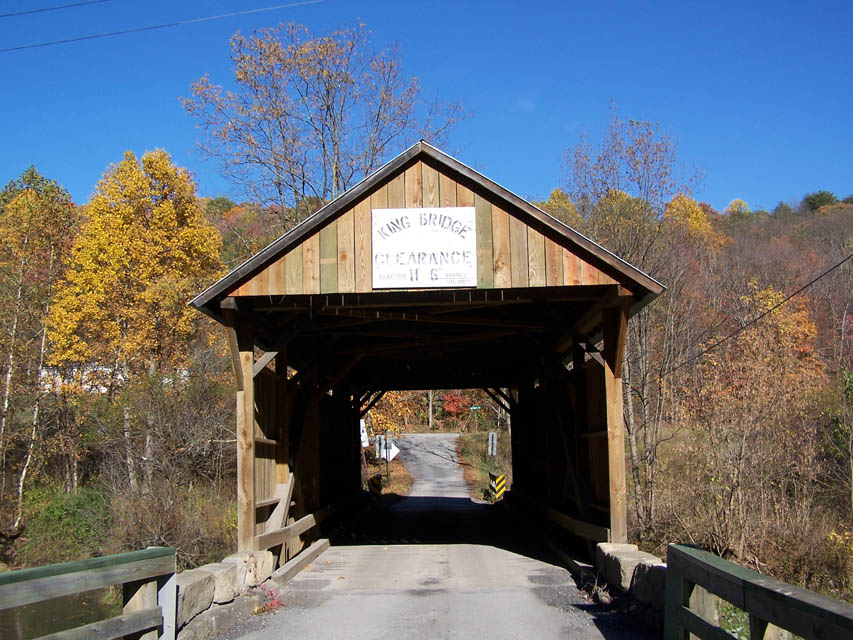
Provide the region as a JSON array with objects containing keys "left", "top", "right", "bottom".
[
  {"left": 374, "top": 435, "right": 400, "bottom": 461},
  {"left": 372, "top": 207, "right": 477, "bottom": 289},
  {"left": 379, "top": 442, "right": 400, "bottom": 461},
  {"left": 360, "top": 419, "right": 369, "bottom": 448}
]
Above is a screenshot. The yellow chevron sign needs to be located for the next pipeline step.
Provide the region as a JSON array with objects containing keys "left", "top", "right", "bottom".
[
  {"left": 488, "top": 472, "right": 506, "bottom": 500},
  {"left": 369, "top": 474, "right": 382, "bottom": 500}
]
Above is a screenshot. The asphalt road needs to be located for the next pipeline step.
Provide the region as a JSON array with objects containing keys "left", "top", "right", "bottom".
[{"left": 222, "top": 433, "right": 655, "bottom": 640}]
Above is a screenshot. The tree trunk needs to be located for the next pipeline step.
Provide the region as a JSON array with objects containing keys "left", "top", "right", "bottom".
[
  {"left": 124, "top": 404, "right": 137, "bottom": 491},
  {"left": 14, "top": 245, "right": 53, "bottom": 530},
  {"left": 0, "top": 269, "right": 24, "bottom": 495},
  {"left": 428, "top": 390, "right": 434, "bottom": 431},
  {"left": 623, "top": 341, "right": 645, "bottom": 530}
]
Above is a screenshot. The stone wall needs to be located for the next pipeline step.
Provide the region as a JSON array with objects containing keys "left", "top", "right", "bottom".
[
  {"left": 175, "top": 550, "right": 277, "bottom": 639},
  {"left": 594, "top": 543, "right": 793, "bottom": 639}
]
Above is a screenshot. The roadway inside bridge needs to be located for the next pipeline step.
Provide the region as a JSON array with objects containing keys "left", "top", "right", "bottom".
[{"left": 220, "top": 434, "right": 654, "bottom": 640}]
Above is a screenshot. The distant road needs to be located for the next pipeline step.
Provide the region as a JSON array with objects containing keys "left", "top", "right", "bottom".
[
  {"left": 222, "top": 433, "right": 655, "bottom": 640},
  {"left": 397, "top": 432, "right": 470, "bottom": 497}
]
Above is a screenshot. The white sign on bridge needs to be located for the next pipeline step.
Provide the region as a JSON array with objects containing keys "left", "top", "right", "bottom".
[{"left": 372, "top": 207, "right": 476, "bottom": 288}]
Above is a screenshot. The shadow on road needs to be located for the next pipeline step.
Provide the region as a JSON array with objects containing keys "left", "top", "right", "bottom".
[
  {"left": 332, "top": 495, "right": 563, "bottom": 571},
  {"left": 328, "top": 495, "right": 657, "bottom": 640}
]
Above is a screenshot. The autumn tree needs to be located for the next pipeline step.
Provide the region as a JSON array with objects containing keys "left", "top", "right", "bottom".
[
  {"left": 47, "top": 150, "right": 222, "bottom": 492},
  {"left": 535, "top": 188, "right": 581, "bottom": 228},
  {"left": 183, "top": 21, "right": 465, "bottom": 225},
  {"left": 677, "top": 286, "right": 828, "bottom": 571},
  {"left": 0, "top": 168, "right": 77, "bottom": 530},
  {"left": 562, "top": 109, "right": 710, "bottom": 535}
]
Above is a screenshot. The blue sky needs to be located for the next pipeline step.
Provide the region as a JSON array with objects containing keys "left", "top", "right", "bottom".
[{"left": 1, "top": 0, "right": 851, "bottom": 212}]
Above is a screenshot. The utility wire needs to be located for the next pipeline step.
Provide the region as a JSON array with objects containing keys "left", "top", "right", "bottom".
[
  {"left": 660, "top": 252, "right": 853, "bottom": 379},
  {"left": 0, "top": 1, "right": 111, "bottom": 19},
  {"left": 0, "top": 0, "right": 325, "bottom": 53}
]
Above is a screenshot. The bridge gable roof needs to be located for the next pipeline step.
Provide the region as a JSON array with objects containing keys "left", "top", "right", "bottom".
[{"left": 191, "top": 141, "right": 663, "bottom": 327}]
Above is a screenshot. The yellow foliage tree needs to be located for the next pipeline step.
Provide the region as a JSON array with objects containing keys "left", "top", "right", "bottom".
[
  {"left": 664, "top": 193, "right": 727, "bottom": 249},
  {"left": 369, "top": 391, "right": 416, "bottom": 437},
  {"left": 536, "top": 188, "right": 581, "bottom": 228},
  {"left": 48, "top": 150, "right": 222, "bottom": 379},
  {"left": 665, "top": 193, "right": 712, "bottom": 236},
  {"left": 724, "top": 198, "right": 750, "bottom": 216}
]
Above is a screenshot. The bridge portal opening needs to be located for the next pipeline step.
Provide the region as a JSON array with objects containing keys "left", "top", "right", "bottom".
[{"left": 191, "top": 142, "right": 663, "bottom": 569}]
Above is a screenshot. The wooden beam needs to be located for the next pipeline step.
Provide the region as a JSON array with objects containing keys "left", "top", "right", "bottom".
[
  {"left": 253, "top": 350, "right": 278, "bottom": 378},
  {"left": 221, "top": 308, "right": 244, "bottom": 391},
  {"left": 336, "top": 330, "right": 517, "bottom": 355},
  {"left": 317, "top": 307, "right": 544, "bottom": 331},
  {"left": 602, "top": 305, "right": 629, "bottom": 378},
  {"left": 319, "top": 352, "right": 364, "bottom": 395},
  {"left": 483, "top": 388, "right": 511, "bottom": 413},
  {"left": 236, "top": 319, "right": 257, "bottom": 551},
  {"left": 39, "top": 608, "right": 164, "bottom": 640},
  {"left": 359, "top": 390, "right": 386, "bottom": 418},
  {"left": 602, "top": 307, "right": 628, "bottom": 543},
  {"left": 574, "top": 285, "right": 633, "bottom": 336},
  {"left": 271, "top": 539, "right": 330, "bottom": 587},
  {"left": 509, "top": 490, "right": 610, "bottom": 542},
  {"left": 0, "top": 549, "right": 175, "bottom": 613},
  {"left": 256, "top": 512, "right": 317, "bottom": 550}
]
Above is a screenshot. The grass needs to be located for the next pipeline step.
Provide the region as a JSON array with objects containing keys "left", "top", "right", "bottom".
[
  {"left": 364, "top": 447, "right": 413, "bottom": 497},
  {"left": 383, "top": 457, "right": 414, "bottom": 496},
  {"left": 455, "top": 431, "right": 511, "bottom": 501},
  {"left": 718, "top": 601, "right": 749, "bottom": 640}
]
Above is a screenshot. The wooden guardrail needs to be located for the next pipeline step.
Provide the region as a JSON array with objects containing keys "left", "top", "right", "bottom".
[
  {"left": 0, "top": 547, "right": 176, "bottom": 640},
  {"left": 505, "top": 490, "right": 611, "bottom": 543},
  {"left": 664, "top": 543, "right": 853, "bottom": 640}
]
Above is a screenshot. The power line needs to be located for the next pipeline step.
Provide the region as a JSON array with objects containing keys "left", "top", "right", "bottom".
[
  {"left": 660, "top": 252, "right": 853, "bottom": 379},
  {"left": 0, "top": 0, "right": 325, "bottom": 53},
  {"left": 0, "top": 1, "right": 111, "bottom": 20}
]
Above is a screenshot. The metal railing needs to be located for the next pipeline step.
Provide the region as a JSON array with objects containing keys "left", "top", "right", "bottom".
[
  {"left": 0, "top": 547, "right": 176, "bottom": 640},
  {"left": 664, "top": 543, "right": 853, "bottom": 640}
]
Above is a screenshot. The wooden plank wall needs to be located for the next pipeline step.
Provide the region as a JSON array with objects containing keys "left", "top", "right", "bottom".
[
  {"left": 254, "top": 369, "right": 282, "bottom": 536},
  {"left": 229, "top": 161, "right": 618, "bottom": 297}
]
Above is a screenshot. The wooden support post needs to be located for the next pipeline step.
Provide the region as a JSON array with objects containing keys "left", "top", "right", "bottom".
[
  {"left": 663, "top": 555, "right": 691, "bottom": 640},
  {"left": 122, "top": 562, "right": 176, "bottom": 640},
  {"left": 221, "top": 306, "right": 243, "bottom": 392},
  {"left": 236, "top": 318, "right": 257, "bottom": 551},
  {"left": 602, "top": 305, "right": 628, "bottom": 543},
  {"left": 122, "top": 579, "right": 158, "bottom": 640},
  {"left": 275, "top": 350, "right": 290, "bottom": 485}
]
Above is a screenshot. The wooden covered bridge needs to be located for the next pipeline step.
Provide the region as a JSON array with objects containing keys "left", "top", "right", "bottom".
[{"left": 190, "top": 141, "right": 663, "bottom": 558}]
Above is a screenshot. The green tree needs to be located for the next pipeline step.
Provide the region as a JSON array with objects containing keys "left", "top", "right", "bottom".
[
  {"left": 183, "top": 21, "right": 466, "bottom": 224},
  {"left": 804, "top": 190, "right": 838, "bottom": 211}
]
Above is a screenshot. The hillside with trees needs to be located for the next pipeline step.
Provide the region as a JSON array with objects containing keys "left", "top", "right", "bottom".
[{"left": 0, "top": 21, "right": 848, "bottom": 606}]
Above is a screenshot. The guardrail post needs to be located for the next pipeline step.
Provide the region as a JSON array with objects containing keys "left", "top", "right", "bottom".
[
  {"left": 750, "top": 614, "right": 769, "bottom": 639},
  {"left": 157, "top": 569, "right": 177, "bottom": 640},
  {"left": 123, "top": 579, "right": 158, "bottom": 640},
  {"left": 122, "top": 549, "right": 176, "bottom": 640},
  {"left": 664, "top": 544, "right": 690, "bottom": 640}
]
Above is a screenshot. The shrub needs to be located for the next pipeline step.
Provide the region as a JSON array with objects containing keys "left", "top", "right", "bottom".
[{"left": 18, "top": 485, "right": 111, "bottom": 566}]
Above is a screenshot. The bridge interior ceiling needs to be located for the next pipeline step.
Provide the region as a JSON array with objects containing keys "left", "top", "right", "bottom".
[{"left": 238, "top": 284, "right": 615, "bottom": 391}]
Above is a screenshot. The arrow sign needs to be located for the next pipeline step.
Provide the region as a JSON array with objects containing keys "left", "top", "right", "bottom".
[{"left": 379, "top": 441, "right": 400, "bottom": 461}]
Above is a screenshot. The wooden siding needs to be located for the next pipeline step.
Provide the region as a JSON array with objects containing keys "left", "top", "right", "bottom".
[{"left": 229, "top": 161, "right": 618, "bottom": 296}]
